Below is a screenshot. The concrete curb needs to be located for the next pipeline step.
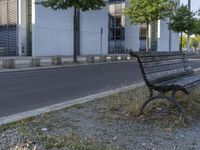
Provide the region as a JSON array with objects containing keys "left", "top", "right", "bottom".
[
  {"left": 0, "top": 60, "right": 135, "bottom": 73},
  {"left": 0, "top": 82, "right": 145, "bottom": 126}
]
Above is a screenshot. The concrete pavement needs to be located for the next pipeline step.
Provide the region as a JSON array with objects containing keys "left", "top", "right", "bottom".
[{"left": 0, "top": 60, "right": 200, "bottom": 118}]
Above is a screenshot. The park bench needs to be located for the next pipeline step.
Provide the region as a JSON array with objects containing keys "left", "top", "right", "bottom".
[{"left": 130, "top": 51, "right": 200, "bottom": 119}]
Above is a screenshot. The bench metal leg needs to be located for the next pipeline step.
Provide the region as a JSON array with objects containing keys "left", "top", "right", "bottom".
[{"left": 140, "top": 89, "right": 187, "bottom": 120}]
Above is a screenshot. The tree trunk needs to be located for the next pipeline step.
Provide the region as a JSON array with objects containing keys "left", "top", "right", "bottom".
[
  {"left": 146, "top": 22, "right": 149, "bottom": 52},
  {"left": 187, "top": 0, "right": 191, "bottom": 51},
  {"left": 73, "top": 7, "right": 80, "bottom": 63},
  {"left": 180, "top": 32, "right": 183, "bottom": 52}
]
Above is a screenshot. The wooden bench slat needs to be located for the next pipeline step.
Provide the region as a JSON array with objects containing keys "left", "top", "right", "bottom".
[
  {"left": 142, "top": 58, "right": 188, "bottom": 68},
  {"left": 149, "top": 71, "right": 192, "bottom": 85},
  {"left": 146, "top": 67, "right": 192, "bottom": 81},
  {"left": 139, "top": 55, "right": 185, "bottom": 63},
  {"left": 130, "top": 51, "right": 184, "bottom": 57},
  {"left": 154, "top": 73, "right": 194, "bottom": 86},
  {"left": 176, "top": 75, "right": 200, "bottom": 87},
  {"left": 185, "top": 80, "right": 200, "bottom": 92},
  {"left": 144, "top": 63, "right": 191, "bottom": 74},
  {"left": 153, "top": 73, "right": 200, "bottom": 90}
]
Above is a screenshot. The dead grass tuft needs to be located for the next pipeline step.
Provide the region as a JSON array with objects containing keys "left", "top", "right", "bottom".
[{"left": 96, "top": 86, "right": 200, "bottom": 125}]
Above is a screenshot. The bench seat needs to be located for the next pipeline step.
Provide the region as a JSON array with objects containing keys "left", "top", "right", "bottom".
[{"left": 153, "top": 73, "right": 200, "bottom": 93}]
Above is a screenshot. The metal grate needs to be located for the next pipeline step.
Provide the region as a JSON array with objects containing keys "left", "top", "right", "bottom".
[{"left": 0, "top": 0, "right": 17, "bottom": 56}]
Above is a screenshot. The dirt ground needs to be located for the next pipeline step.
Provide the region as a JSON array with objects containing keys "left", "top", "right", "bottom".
[{"left": 1, "top": 87, "right": 200, "bottom": 150}]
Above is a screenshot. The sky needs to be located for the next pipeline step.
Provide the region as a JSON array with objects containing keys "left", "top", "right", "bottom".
[{"left": 180, "top": 0, "right": 200, "bottom": 12}]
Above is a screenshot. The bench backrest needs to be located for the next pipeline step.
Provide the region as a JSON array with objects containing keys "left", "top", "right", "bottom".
[{"left": 130, "top": 52, "right": 193, "bottom": 86}]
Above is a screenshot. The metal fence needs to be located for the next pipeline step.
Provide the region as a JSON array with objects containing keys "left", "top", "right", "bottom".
[{"left": 0, "top": 0, "right": 17, "bottom": 56}]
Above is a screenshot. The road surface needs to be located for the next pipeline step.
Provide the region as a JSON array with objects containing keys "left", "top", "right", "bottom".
[{"left": 0, "top": 60, "right": 199, "bottom": 117}]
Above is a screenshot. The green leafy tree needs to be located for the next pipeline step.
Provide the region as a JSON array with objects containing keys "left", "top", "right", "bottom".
[
  {"left": 192, "top": 18, "right": 200, "bottom": 35},
  {"left": 38, "top": 0, "right": 105, "bottom": 62},
  {"left": 124, "top": 0, "right": 176, "bottom": 51},
  {"left": 169, "top": 5, "right": 196, "bottom": 52}
]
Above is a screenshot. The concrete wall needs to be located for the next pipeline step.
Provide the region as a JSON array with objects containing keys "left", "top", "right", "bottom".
[
  {"left": 32, "top": 0, "right": 108, "bottom": 57},
  {"left": 32, "top": 0, "right": 74, "bottom": 56},
  {"left": 80, "top": 7, "right": 109, "bottom": 55},
  {"left": 124, "top": 18, "right": 140, "bottom": 51},
  {"left": 171, "top": 32, "right": 180, "bottom": 51},
  {"left": 157, "top": 20, "right": 179, "bottom": 51},
  {"left": 124, "top": 0, "right": 140, "bottom": 51}
]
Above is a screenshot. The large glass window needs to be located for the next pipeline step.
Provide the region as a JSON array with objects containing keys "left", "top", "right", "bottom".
[
  {"left": 108, "top": 0, "right": 125, "bottom": 54},
  {"left": 109, "top": 16, "right": 124, "bottom": 41},
  {"left": 0, "top": 0, "right": 17, "bottom": 56}
]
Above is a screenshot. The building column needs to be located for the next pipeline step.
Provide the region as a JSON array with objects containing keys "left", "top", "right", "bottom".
[{"left": 18, "top": 0, "right": 27, "bottom": 56}]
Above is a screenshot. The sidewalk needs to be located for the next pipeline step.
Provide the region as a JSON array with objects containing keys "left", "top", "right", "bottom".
[
  {"left": 0, "top": 54, "right": 200, "bottom": 73},
  {"left": 0, "top": 55, "right": 134, "bottom": 73}
]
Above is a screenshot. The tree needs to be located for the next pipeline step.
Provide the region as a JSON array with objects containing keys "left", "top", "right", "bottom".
[
  {"left": 169, "top": 5, "right": 196, "bottom": 52},
  {"left": 124, "top": 0, "right": 176, "bottom": 51},
  {"left": 192, "top": 18, "right": 200, "bottom": 35},
  {"left": 38, "top": 0, "right": 105, "bottom": 62}
]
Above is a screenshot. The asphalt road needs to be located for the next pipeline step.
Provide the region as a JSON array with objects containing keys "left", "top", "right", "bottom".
[{"left": 0, "top": 60, "right": 200, "bottom": 117}]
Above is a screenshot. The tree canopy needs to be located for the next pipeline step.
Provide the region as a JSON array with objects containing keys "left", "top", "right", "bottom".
[
  {"left": 124, "top": 0, "right": 176, "bottom": 25},
  {"left": 169, "top": 5, "right": 196, "bottom": 34},
  {"left": 37, "top": 0, "right": 106, "bottom": 11}
]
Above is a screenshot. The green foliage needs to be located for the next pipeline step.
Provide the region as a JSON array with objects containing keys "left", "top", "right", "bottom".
[
  {"left": 192, "top": 19, "right": 200, "bottom": 35},
  {"left": 169, "top": 5, "right": 196, "bottom": 34},
  {"left": 196, "top": 35, "right": 200, "bottom": 43},
  {"left": 181, "top": 35, "right": 200, "bottom": 50},
  {"left": 181, "top": 35, "right": 187, "bottom": 48},
  {"left": 124, "top": 0, "right": 176, "bottom": 25},
  {"left": 38, "top": 0, "right": 106, "bottom": 11},
  {"left": 190, "top": 36, "right": 200, "bottom": 50},
  {"left": 191, "top": 36, "right": 200, "bottom": 50}
]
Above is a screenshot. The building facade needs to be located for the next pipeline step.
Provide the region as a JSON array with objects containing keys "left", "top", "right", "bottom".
[{"left": 0, "top": 0, "right": 179, "bottom": 57}]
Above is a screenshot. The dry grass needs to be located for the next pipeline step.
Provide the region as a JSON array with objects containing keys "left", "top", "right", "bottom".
[
  {"left": 12, "top": 132, "right": 112, "bottom": 150},
  {"left": 95, "top": 86, "right": 200, "bottom": 125},
  {"left": 176, "top": 88, "right": 200, "bottom": 117}
]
